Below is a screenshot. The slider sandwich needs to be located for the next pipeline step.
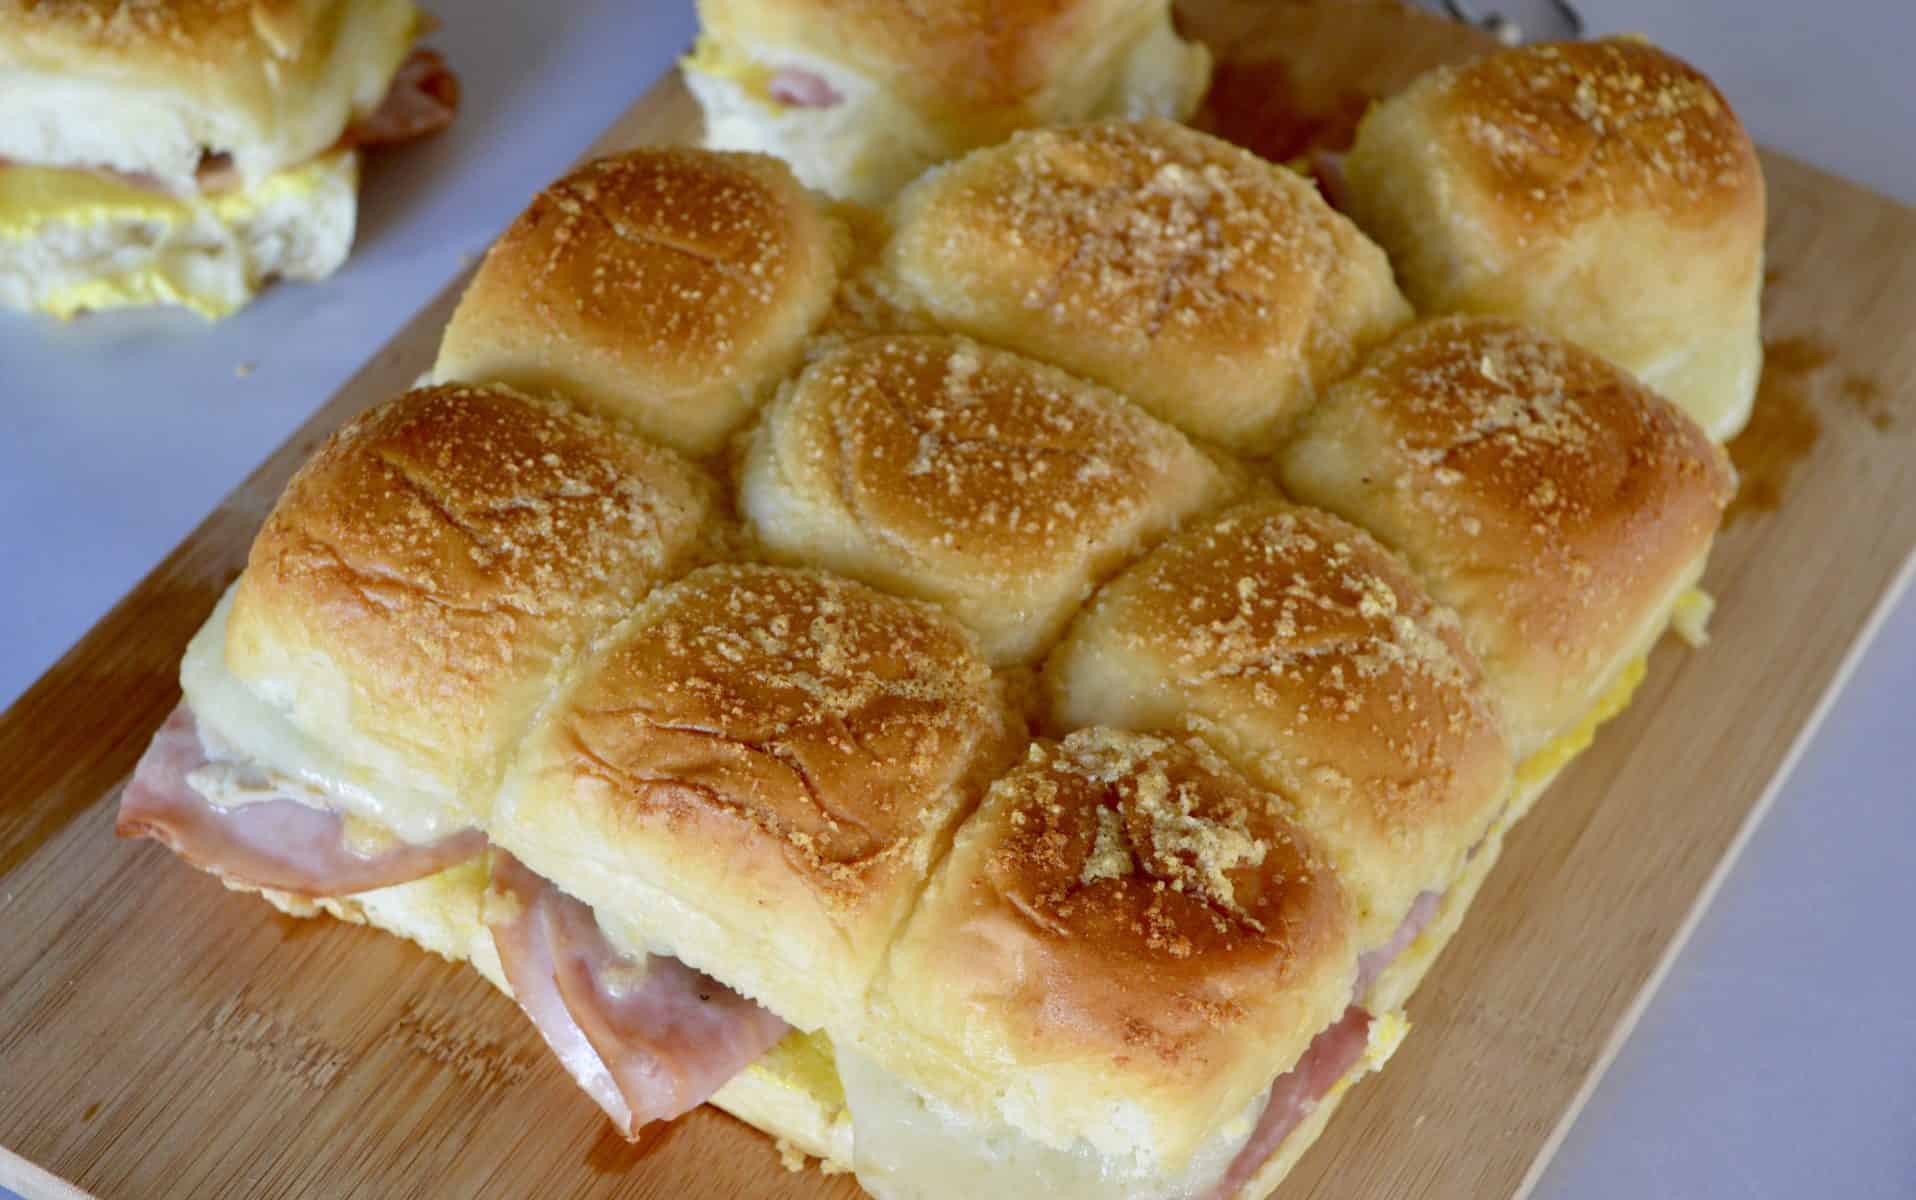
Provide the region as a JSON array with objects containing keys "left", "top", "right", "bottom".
[
  {"left": 880, "top": 118, "right": 1411, "bottom": 456},
  {"left": 1340, "top": 37, "right": 1766, "bottom": 440},
  {"left": 484, "top": 563, "right": 1022, "bottom": 1161},
  {"left": 1046, "top": 500, "right": 1514, "bottom": 1018},
  {"left": 1276, "top": 316, "right": 1735, "bottom": 820},
  {"left": 474, "top": 557, "right": 1402, "bottom": 1198},
  {"left": 1, "top": 0, "right": 457, "bottom": 319},
  {"left": 683, "top": 0, "right": 1213, "bottom": 205},
  {"left": 118, "top": 383, "right": 722, "bottom": 973},
  {"left": 851, "top": 728, "right": 1398, "bottom": 1200},
  {"left": 116, "top": 43, "right": 1755, "bottom": 1183}
]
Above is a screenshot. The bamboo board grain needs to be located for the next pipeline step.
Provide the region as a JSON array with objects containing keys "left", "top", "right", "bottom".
[{"left": 3, "top": 3, "right": 1914, "bottom": 1197}]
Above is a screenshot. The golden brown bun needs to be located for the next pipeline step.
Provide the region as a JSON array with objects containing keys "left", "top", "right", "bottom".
[
  {"left": 738, "top": 333, "right": 1236, "bottom": 666},
  {"left": 1277, "top": 316, "right": 1733, "bottom": 760},
  {"left": 882, "top": 119, "right": 1411, "bottom": 455},
  {"left": 686, "top": 0, "right": 1211, "bottom": 204},
  {"left": 0, "top": 0, "right": 421, "bottom": 189},
  {"left": 702, "top": 0, "right": 1184, "bottom": 137},
  {"left": 0, "top": 149, "right": 360, "bottom": 320},
  {"left": 1044, "top": 500, "right": 1511, "bottom": 948},
  {"left": 489, "top": 563, "right": 1021, "bottom": 1034},
  {"left": 435, "top": 149, "right": 845, "bottom": 456},
  {"left": 1342, "top": 38, "right": 1765, "bottom": 440},
  {"left": 864, "top": 729, "right": 1355, "bottom": 1178},
  {"left": 223, "top": 384, "right": 723, "bottom": 836}
]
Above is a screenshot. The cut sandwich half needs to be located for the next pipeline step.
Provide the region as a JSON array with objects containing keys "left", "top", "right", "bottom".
[{"left": 0, "top": 0, "right": 458, "bottom": 317}]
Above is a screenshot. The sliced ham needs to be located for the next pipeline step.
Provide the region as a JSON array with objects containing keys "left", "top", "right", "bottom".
[
  {"left": 486, "top": 852, "right": 790, "bottom": 1137},
  {"left": 116, "top": 701, "right": 486, "bottom": 896},
  {"left": 1212, "top": 1006, "right": 1374, "bottom": 1199},
  {"left": 1352, "top": 887, "right": 1443, "bottom": 1000},
  {"left": 341, "top": 48, "right": 460, "bottom": 148},
  {"left": 767, "top": 67, "right": 843, "bottom": 109}
]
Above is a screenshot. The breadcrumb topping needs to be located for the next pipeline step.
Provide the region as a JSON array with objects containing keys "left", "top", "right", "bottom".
[
  {"left": 1284, "top": 316, "right": 1733, "bottom": 726},
  {"left": 500, "top": 149, "right": 811, "bottom": 372},
  {"left": 564, "top": 565, "right": 1005, "bottom": 896},
  {"left": 773, "top": 334, "right": 1202, "bottom": 573},
  {"left": 244, "top": 383, "right": 717, "bottom": 761},
  {"left": 1446, "top": 38, "right": 1759, "bottom": 226},
  {"left": 984, "top": 731, "right": 1340, "bottom": 962},
  {"left": 1066, "top": 501, "right": 1504, "bottom": 838}
]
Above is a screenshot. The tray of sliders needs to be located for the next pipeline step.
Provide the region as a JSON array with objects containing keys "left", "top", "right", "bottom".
[{"left": 3, "top": 1, "right": 1914, "bottom": 1199}]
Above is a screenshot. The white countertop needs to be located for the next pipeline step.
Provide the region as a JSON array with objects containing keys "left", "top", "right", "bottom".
[{"left": 2, "top": 2, "right": 1911, "bottom": 1196}]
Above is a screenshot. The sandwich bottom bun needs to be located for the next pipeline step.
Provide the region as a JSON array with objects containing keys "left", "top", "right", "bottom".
[
  {"left": 241, "top": 857, "right": 505, "bottom": 992},
  {"left": 0, "top": 151, "right": 357, "bottom": 319},
  {"left": 247, "top": 860, "right": 856, "bottom": 1169}
]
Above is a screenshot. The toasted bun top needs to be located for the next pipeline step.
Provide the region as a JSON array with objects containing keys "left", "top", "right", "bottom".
[
  {"left": 0, "top": 0, "right": 421, "bottom": 185},
  {"left": 870, "top": 728, "right": 1355, "bottom": 1165},
  {"left": 697, "top": 0, "right": 1173, "bottom": 133},
  {"left": 1340, "top": 37, "right": 1765, "bottom": 441},
  {"left": 973, "top": 731, "right": 1351, "bottom": 992},
  {"left": 224, "top": 384, "right": 721, "bottom": 812},
  {"left": 490, "top": 562, "right": 1019, "bottom": 1032},
  {"left": 1425, "top": 37, "right": 1761, "bottom": 237},
  {"left": 1045, "top": 500, "right": 1510, "bottom": 945},
  {"left": 549, "top": 563, "right": 1008, "bottom": 902},
  {"left": 883, "top": 119, "right": 1409, "bottom": 453},
  {"left": 1278, "top": 316, "right": 1733, "bottom": 756},
  {"left": 435, "top": 148, "right": 843, "bottom": 456},
  {"left": 737, "top": 333, "right": 1232, "bottom": 664}
]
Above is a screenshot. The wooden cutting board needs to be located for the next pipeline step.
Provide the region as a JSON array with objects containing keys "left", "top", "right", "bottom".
[{"left": 3, "top": 3, "right": 1913, "bottom": 1197}]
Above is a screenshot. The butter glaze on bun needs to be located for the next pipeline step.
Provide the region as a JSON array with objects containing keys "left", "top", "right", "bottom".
[
  {"left": 738, "top": 332, "right": 1235, "bottom": 666},
  {"left": 1277, "top": 316, "right": 1734, "bottom": 760},
  {"left": 0, "top": 0, "right": 422, "bottom": 189},
  {"left": 437, "top": 148, "right": 845, "bottom": 456},
  {"left": 883, "top": 119, "right": 1411, "bottom": 455},
  {"left": 489, "top": 563, "right": 1021, "bottom": 1035},
  {"left": 1342, "top": 37, "right": 1765, "bottom": 439},
  {"left": 221, "top": 383, "right": 723, "bottom": 835},
  {"left": 1045, "top": 500, "right": 1511, "bottom": 947},
  {"left": 860, "top": 728, "right": 1356, "bottom": 1189}
]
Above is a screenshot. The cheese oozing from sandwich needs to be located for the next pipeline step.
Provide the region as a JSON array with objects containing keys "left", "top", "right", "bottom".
[{"left": 0, "top": 151, "right": 358, "bottom": 318}]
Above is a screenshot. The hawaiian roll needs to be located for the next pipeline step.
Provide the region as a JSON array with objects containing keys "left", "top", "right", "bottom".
[
  {"left": 684, "top": 0, "right": 1212, "bottom": 205},
  {"left": 737, "top": 333, "right": 1236, "bottom": 666},
  {"left": 435, "top": 148, "right": 846, "bottom": 456},
  {"left": 882, "top": 119, "right": 1411, "bottom": 456},
  {"left": 1044, "top": 500, "right": 1511, "bottom": 949},
  {"left": 1277, "top": 316, "right": 1734, "bottom": 769},
  {"left": 487, "top": 564, "right": 1021, "bottom": 1035},
  {"left": 212, "top": 383, "right": 724, "bottom": 843},
  {"left": 1341, "top": 38, "right": 1766, "bottom": 440},
  {"left": 849, "top": 729, "right": 1360, "bottom": 1199}
]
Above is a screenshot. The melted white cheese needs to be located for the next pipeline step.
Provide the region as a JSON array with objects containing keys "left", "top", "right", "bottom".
[{"left": 179, "top": 586, "right": 470, "bottom": 845}]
